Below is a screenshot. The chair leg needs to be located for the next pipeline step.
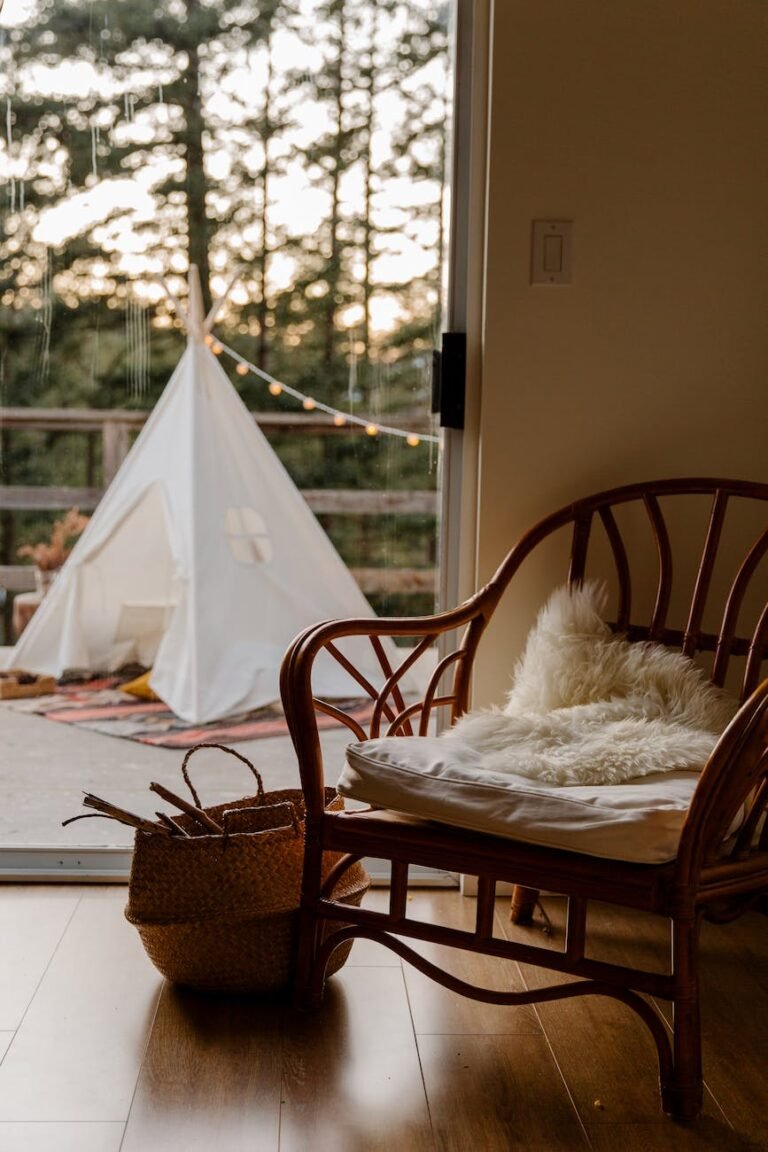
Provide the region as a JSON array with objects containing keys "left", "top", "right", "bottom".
[
  {"left": 509, "top": 885, "right": 540, "bottom": 924},
  {"left": 661, "top": 913, "right": 703, "bottom": 1120},
  {"left": 293, "top": 835, "right": 325, "bottom": 1010}
]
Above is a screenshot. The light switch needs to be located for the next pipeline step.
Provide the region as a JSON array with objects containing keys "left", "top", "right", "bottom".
[
  {"left": 531, "top": 220, "right": 573, "bottom": 285},
  {"left": 543, "top": 234, "right": 563, "bottom": 273}
]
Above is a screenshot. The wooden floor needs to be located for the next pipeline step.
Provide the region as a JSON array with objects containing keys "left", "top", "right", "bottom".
[{"left": 0, "top": 885, "right": 765, "bottom": 1152}]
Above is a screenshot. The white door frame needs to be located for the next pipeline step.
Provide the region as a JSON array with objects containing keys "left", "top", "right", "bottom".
[{"left": 439, "top": 0, "right": 491, "bottom": 617}]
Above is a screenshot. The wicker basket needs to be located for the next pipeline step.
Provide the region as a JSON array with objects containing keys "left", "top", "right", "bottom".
[{"left": 123, "top": 745, "right": 369, "bottom": 994}]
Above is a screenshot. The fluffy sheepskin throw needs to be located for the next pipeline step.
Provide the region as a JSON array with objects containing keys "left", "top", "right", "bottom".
[{"left": 443, "top": 581, "right": 738, "bottom": 786}]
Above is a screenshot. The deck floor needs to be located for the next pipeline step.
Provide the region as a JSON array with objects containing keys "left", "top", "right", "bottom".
[{"left": 0, "top": 706, "right": 349, "bottom": 847}]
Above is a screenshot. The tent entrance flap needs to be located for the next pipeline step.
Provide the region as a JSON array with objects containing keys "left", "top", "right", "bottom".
[
  {"left": 113, "top": 601, "right": 176, "bottom": 669},
  {"left": 77, "top": 482, "right": 180, "bottom": 672}
]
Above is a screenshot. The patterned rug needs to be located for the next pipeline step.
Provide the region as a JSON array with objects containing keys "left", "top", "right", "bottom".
[{"left": 4, "top": 676, "right": 372, "bottom": 748}]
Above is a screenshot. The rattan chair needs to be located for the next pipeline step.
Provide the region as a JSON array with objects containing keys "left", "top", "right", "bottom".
[{"left": 280, "top": 477, "right": 768, "bottom": 1120}]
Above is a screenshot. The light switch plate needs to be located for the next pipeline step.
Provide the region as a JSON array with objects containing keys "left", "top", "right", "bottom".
[{"left": 531, "top": 219, "right": 573, "bottom": 285}]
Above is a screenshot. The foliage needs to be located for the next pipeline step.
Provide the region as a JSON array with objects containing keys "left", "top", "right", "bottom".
[
  {"left": 17, "top": 505, "right": 89, "bottom": 569},
  {"left": 0, "top": 0, "right": 451, "bottom": 598}
]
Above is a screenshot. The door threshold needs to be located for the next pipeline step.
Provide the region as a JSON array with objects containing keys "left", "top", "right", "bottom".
[
  {"left": 0, "top": 845, "right": 133, "bottom": 882},
  {"left": 0, "top": 846, "right": 458, "bottom": 886}
]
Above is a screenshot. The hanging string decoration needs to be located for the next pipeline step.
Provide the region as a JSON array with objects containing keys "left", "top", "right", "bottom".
[{"left": 212, "top": 338, "right": 440, "bottom": 447}]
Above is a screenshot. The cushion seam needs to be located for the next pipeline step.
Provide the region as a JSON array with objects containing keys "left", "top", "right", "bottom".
[{"left": 345, "top": 750, "right": 694, "bottom": 812}]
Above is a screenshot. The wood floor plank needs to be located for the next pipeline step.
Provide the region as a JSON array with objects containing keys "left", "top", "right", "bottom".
[
  {"left": 0, "top": 1122, "right": 125, "bottom": 1152},
  {"left": 681, "top": 943, "right": 768, "bottom": 1143},
  {"left": 703, "top": 912, "right": 768, "bottom": 994},
  {"left": 591, "top": 908, "right": 768, "bottom": 1141},
  {"left": 520, "top": 976, "right": 671, "bottom": 1124},
  {"left": 586, "top": 1118, "right": 755, "bottom": 1151},
  {"left": 417, "top": 1033, "right": 588, "bottom": 1152},
  {"left": 279, "top": 965, "right": 434, "bottom": 1152},
  {"left": 121, "top": 983, "right": 284, "bottom": 1152},
  {"left": 502, "top": 897, "right": 768, "bottom": 1140},
  {"left": 0, "top": 888, "right": 162, "bottom": 1122},
  {"left": 0, "top": 887, "right": 80, "bottom": 1029},
  {"left": 345, "top": 888, "right": 401, "bottom": 966},
  {"left": 502, "top": 898, "right": 712, "bottom": 1126},
  {"left": 403, "top": 892, "right": 541, "bottom": 1036}
]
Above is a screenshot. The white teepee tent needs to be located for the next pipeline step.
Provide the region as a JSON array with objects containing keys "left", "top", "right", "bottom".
[{"left": 5, "top": 270, "right": 399, "bottom": 723}]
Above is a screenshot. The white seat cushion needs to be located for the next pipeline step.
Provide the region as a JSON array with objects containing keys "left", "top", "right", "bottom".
[{"left": 338, "top": 736, "right": 706, "bottom": 864}]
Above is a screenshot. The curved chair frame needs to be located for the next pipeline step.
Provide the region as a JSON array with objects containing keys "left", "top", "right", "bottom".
[{"left": 280, "top": 477, "right": 768, "bottom": 1120}]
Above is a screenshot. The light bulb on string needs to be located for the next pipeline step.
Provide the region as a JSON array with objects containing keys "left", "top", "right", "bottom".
[
  {"left": 215, "top": 339, "right": 440, "bottom": 446},
  {"left": 204, "top": 333, "right": 214, "bottom": 347}
]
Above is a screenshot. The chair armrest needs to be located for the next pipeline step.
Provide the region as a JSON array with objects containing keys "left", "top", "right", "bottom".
[
  {"left": 677, "top": 678, "right": 768, "bottom": 885},
  {"left": 280, "top": 600, "right": 492, "bottom": 822}
]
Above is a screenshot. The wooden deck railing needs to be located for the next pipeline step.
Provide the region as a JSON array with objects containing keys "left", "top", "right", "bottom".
[{"left": 0, "top": 407, "right": 438, "bottom": 597}]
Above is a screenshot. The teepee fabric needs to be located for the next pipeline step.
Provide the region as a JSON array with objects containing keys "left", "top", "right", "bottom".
[{"left": 5, "top": 276, "right": 399, "bottom": 723}]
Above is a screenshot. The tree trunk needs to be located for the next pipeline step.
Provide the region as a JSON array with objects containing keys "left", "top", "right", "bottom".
[
  {"left": 360, "top": 0, "right": 381, "bottom": 395},
  {"left": 0, "top": 427, "right": 14, "bottom": 642},
  {"left": 183, "top": 16, "right": 213, "bottom": 315},
  {"left": 323, "top": 0, "right": 346, "bottom": 369},
  {"left": 257, "top": 37, "right": 274, "bottom": 372}
]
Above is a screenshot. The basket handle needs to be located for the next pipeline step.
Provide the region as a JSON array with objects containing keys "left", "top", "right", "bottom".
[{"left": 180, "top": 743, "right": 266, "bottom": 808}]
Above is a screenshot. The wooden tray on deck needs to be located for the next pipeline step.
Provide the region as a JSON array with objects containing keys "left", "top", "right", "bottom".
[{"left": 0, "top": 670, "right": 58, "bottom": 699}]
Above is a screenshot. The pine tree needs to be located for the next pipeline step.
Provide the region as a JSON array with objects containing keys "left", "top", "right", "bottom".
[
  {"left": 381, "top": 3, "right": 451, "bottom": 358},
  {"left": 1, "top": 0, "right": 280, "bottom": 315},
  {"left": 0, "top": 0, "right": 450, "bottom": 613}
]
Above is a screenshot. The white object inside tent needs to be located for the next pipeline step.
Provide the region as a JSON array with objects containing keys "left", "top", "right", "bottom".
[{"left": 4, "top": 269, "right": 409, "bottom": 723}]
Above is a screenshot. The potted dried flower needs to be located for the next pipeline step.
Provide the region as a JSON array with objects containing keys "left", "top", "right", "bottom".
[{"left": 17, "top": 507, "right": 90, "bottom": 595}]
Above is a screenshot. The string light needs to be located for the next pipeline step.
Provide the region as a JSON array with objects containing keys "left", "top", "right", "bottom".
[{"left": 216, "top": 339, "right": 439, "bottom": 446}]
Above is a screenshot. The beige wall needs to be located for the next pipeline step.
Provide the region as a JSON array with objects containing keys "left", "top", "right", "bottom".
[{"left": 471, "top": 0, "right": 768, "bottom": 704}]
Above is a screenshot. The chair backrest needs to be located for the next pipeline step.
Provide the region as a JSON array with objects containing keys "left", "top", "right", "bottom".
[
  {"left": 286, "top": 477, "right": 767, "bottom": 745},
  {"left": 477, "top": 477, "right": 768, "bottom": 704}
]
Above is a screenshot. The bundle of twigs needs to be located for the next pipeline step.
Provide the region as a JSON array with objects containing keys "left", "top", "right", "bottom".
[
  {"left": 62, "top": 744, "right": 264, "bottom": 838},
  {"left": 63, "top": 783, "right": 229, "bottom": 837}
]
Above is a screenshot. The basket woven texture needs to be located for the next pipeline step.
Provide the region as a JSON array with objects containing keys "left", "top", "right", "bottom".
[{"left": 124, "top": 745, "right": 369, "bottom": 994}]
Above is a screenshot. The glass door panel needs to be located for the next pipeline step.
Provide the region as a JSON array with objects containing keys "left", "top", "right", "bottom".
[{"left": 0, "top": 0, "right": 458, "bottom": 876}]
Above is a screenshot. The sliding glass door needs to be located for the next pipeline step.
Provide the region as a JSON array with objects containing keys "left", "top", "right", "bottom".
[{"left": 0, "top": 0, "right": 477, "bottom": 878}]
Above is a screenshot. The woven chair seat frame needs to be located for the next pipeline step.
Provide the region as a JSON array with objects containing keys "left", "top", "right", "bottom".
[{"left": 280, "top": 477, "right": 768, "bottom": 1121}]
